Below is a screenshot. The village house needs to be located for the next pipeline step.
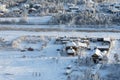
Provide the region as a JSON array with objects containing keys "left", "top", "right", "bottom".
[
  {"left": 92, "top": 48, "right": 103, "bottom": 63},
  {"left": 67, "top": 47, "right": 77, "bottom": 55},
  {"left": 65, "top": 41, "right": 78, "bottom": 55},
  {"left": 65, "top": 40, "right": 88, "bottom": 55}
]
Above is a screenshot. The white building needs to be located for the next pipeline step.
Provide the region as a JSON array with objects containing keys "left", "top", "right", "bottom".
[{"left": 0, "top": 4, "right": 8, "bottom": 12}]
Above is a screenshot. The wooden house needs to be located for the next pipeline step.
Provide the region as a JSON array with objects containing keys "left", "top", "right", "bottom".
[
  {"left": 67, "top": 47, "right": 77, "bottom": 55},
  {"left": 92, "top": 49, "right": 103, "bottom": 63}
]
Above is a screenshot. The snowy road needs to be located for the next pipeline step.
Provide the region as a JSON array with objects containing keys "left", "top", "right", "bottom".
[{"left": 0, "top": 25, "right": 120, "bottom": 32}]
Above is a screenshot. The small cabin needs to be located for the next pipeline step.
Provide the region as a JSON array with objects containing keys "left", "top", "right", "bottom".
[
  {"left": 67, "top": 47, "right": 77, "bottom": 55},
  {"left": 103, "top": 37, "right": 111, "bottom": 43},
  {"left": 92, "top": 49, "right": 103, "bottom": 63}
]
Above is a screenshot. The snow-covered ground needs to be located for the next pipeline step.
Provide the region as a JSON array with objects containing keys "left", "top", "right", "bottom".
[
  {"left": 0, "top": 30, "right": 120, "bottom": 80},
  {"left": 0, "top": 0, "right": 120, "bottom": 79},
  {"left": 0, "top": 58, "right": 74, "bottom": 80}
]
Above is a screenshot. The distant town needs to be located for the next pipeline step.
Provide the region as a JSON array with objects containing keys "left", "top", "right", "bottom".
[{"left": 0, "top": 0, "right": 120, "bottom": 25}]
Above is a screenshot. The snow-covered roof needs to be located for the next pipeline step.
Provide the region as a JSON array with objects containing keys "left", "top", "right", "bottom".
[
  {"left": 67, "top": 48, "right": 76, "bottom": 54},
  {"left": 66, "top": 69, "right": 72, "bottom": 74},
  {"left": 97, "top": 45, "right": 109, "bottom": 49},
  {"left": 94, "top": 49, "right": 103, "bottom": 58},
  {"left": 0, "top": 4, "right": 8, "bottom": 12},
  {"left": 66, "top": 41, "right": 77, "bottom": 47},
  {"left": 77, "top": 42, "right": 87, "bottom": 47},
  {"left": 104, "top": 38, "right": 111, "bottom": 42}
]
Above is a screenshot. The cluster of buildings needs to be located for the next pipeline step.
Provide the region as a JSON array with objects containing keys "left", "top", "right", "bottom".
[
  {"left": 99, "top": 3, "right": 120, "bottom": 14},
  {"left": 0, "top": 34, "right": 113, "bottom": 64},
  {"left": 55, "top": 36, "right": 111, "bottom": 64},
  {"left": 0, "top": 0, "right": 120, "bottom": 17}
]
